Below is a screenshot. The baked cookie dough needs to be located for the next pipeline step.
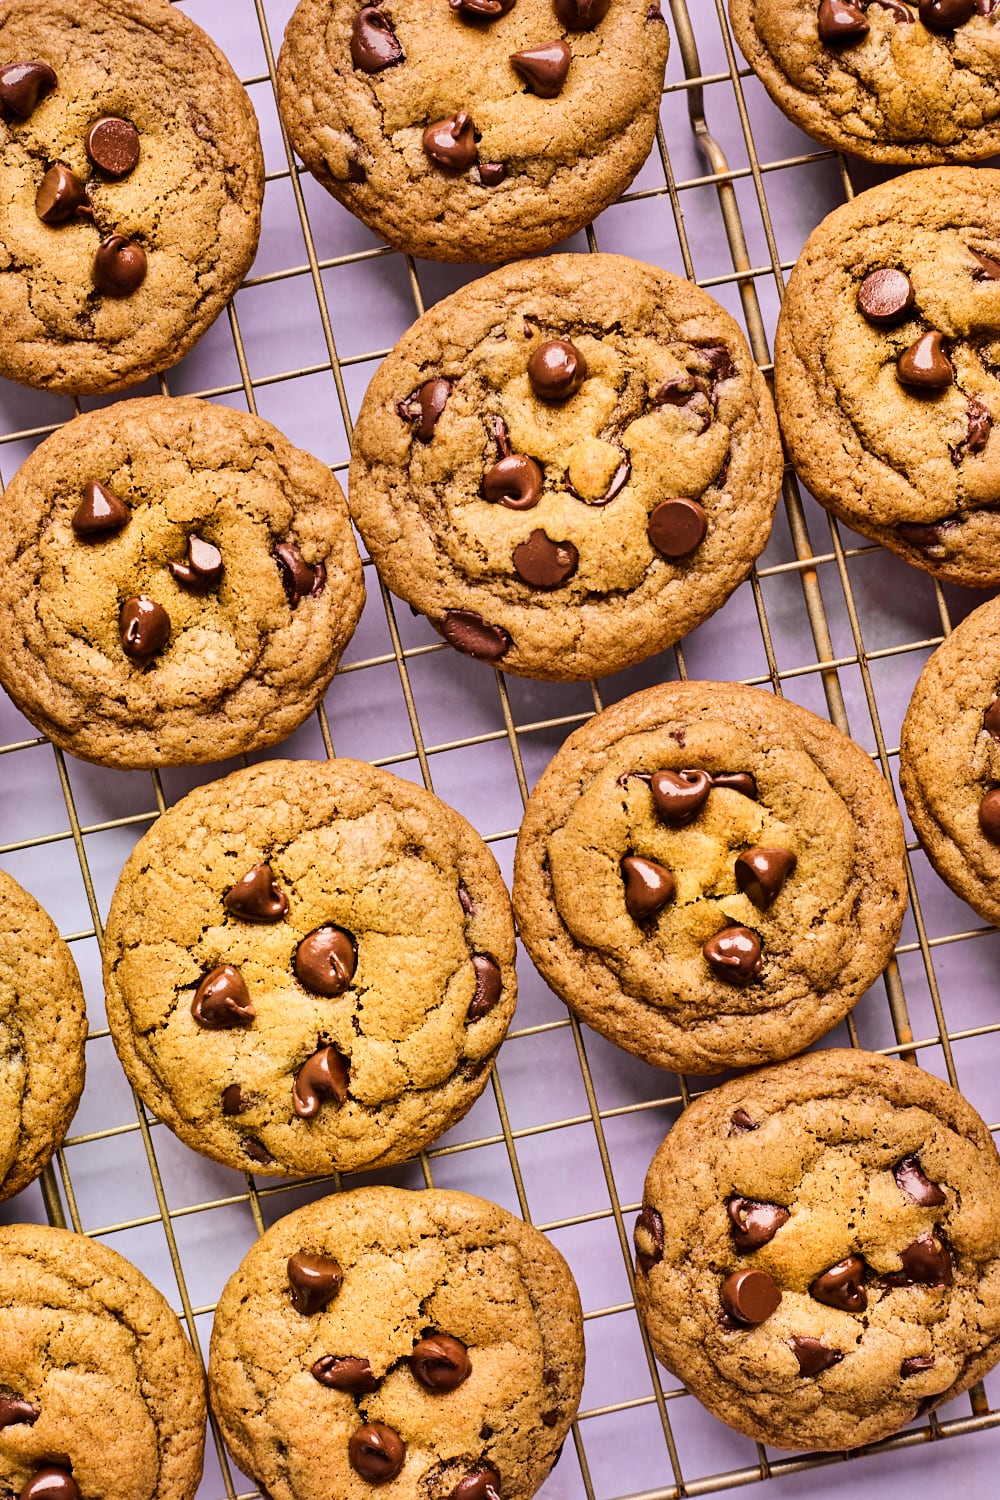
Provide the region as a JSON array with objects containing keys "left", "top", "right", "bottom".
[
  {"left": 0, "top": 869, "right": 86, "bottom": 1201},
  {"left": 900, "top": 592, "right": 1000, "bottom": 923},
  {"left": 0, "top": 0, "right": 263, "bottom": 394},
  {"left": 775, "top": 168, "right": 1000, "bottom": 586},
  {"left": 0, "top": 397, "right": 365, "bottom": 769},
  {"left": 634, "top": 1048, "right": 1000, "bottom": 1451},
  {"left": 512, "top": 681, "right": 908, "bottom": 1074},
  {"left": 209, "top": 1186, "right": 583, "bottom": 1500},
  {"left": 729, "top": 0, "right": 1000, "bottom": 164},
  {"left": 0, "top": 1222, "right": 206, "bottom": 1499},
  {"left": 350, "top": 254, "right": 783, "bottom": 682},
  {"left": 276, "top": 0, "right": 669, "bottom": 263},
  {"left": 103, "top": 759, "right": 517, "bottom": 1177}
]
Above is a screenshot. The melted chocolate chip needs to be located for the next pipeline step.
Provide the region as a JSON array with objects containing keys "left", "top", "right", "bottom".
[
  {"left": 510, "top": 39, "right": 572, "bottom": 96},
  {"left": 869, "top": 0, "right": 916, "bottom": 15},
  {"left": 312, "top": 1355, "right": 379, "bottom": 1392},
  {"left": 221, "top": 1083, "right": 248, "bottom": 1116},
  {"left": 93, "top": 234, "right": 146, "bottom": 297},
  {"left": 351, "top": 7, "right": 405, "bottom": 71},
  {"left": 224, "top": 863, "right": 289, "bottom": 923},
  {"left": 919, "top": 0, "right": 977, "bottom": 28},
  {"left": 621, "top": 854, "right": 676, "bottom": 922},
  {"left": 541, "top": 1409, "right": 560, "bottom": 1426},
  {"left": 119, "top": 596, "right": 170, "bottom": 661},
  {"left": 713, "top": 771, "right": 757, "bottom": 797},
  {"left": 35, "top": 164, "right": 89, "bottom": 224},
  {"left": 651, "top": 374, "right": 712, "bottom": 433},
  {"left": 857, "top": 267, "right": 914, "bottom": 325},
  {"left": 72, "top": 480, "right": 129, "bottom": 538},
  {"left": 703, "top": 927, "right": 763, "bottom": 985},
  {"left": 734, "top": 846, "right": 797, "bottom": 910},
  {"left": 953, "top": 398, "right": 993, "bottom": 462},
  {"left": 191, "top": 965, "right": 255, "bottom": 1029},
  {"left": 424, "top": 112, "right": 478, "bottom": 170},
  {"left": 0, "top": 61, "right": 57, "bottom": 119},
  {"left": 398, "top": 378, "right": 451, "bottom": 442},
  {"left": 578, "top": 452, "right": 631, "bottom": 507},
  {"left": 650, "top": 767, "right": 712, "bottom": 824},
  {"left": 0, "top": 1397, "right": 38, "bottom": 1429},
  {"left": 459, "top": 882, "right": 476, "bottom": 916},
  {"left": 894, "top": 1155, "right": 946, "bottom": 1207},
  {"left": 897, "top": 517, "right": 960, "bottom": 555},
  {"left": 552, "top": 0, "right": 611, "bottom": 27},
  {"left": 243, "top": 1137, "right": 273, "bottom": 1166},
  {"left": 726, "top": 1197, "right": 789, "bottom": 1252},
  {"left": 482, "top": 453, "right": 543, "bottom": 509},
  {"left": 85, "top": 116, "right": 140, "bottom": 177},
  {"left": 512, "top": 529, "right": 578, "bottom": 588},
  {"left": 294, "top": 926, "right": 357, "bottom": 996},
  {"left": 720, "top": 1268, "right": 781, "bottom": 1325},
  {"left": 979, "top": 788, "right": 1000, "bottom": 843},
  {"left": 902, "top": 1355, "right": 936, "bottom": 1376},
  {"left": 410, "top": 1334, "right": 471, "bottom": 1391},
  {"left": 448, "top": 1468, "right": 502, "bottom": 1500},
  {"left": 293, "top": 1045, "right": 350, "bottom": 1118},
  {"left": 896, "top": 1231, "right": 953, "bottom": 1287},
  {"left": 791, "top": 1336, "right": 843, "bottom": 1377},
  {"left": 985, "top": 696, "right": 1000, "bottom": 739},
  {"left": 288, "top": 1250, "right": 344, "bottom": 1315},
  {"left": 474, "top": 161, "right": 507, "bottom": 186},
  {"left": 169, "top": 534, "right": 223, "bottom": 591},
  {"left": 897, "top": 331, "right": 954, "bottom": 390},
  {"left": 817, "top": 0, "right": 870, "bottom": 41},
  {"left": 971, "top": 248, "right": 1000, "bottom": 280},
  {"left": 349, "top": 1423, "right": 406, "bottom": 1483},
  {"left": 19, "top": 1470, "right": 79, "bottom": 1500},
  {"left": 729, "top": 1109, "right": 758, "bottom": 1134},
  {"left": 528, "top": 339, "right": 587, "bottom": 400},
  {"left": 274, "top": 542, "right": 325, "bottom": 607},
  {"left": 441, "top": 609, "right": 512, "bottom": 661},
  {"left": 468, "top": 954, "right": 502, "bottom": 1020},
  {"left": 450, "top": 0, "right": 515, "bottom": 13},
  {"left": 634, "top": 1206, "right": 664, "bottom": 1273},
  {"left": 810, "top": 1255, "right": 868, "bottom": 1312},
  {"left": 647, "top": 498, "right": 708, "bottom": 559}
]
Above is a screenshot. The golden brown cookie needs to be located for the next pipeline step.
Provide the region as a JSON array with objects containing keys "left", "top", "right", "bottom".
[
  {"left": 634, "top": 1049, "right": 1000, "bottom": 1451},
  {"left": 513, "top": 681, "right": 908, "bottom": 1073},
  {"left": 209, "top": 1186, "right": 583, "bottom": 1500},
  {"left": 349, "top": 254, "right": 783, "bottom": 681},
  {"left": 103, "top": 759, "right": 517, "bottom": 1177},
  {"left": 0, "top": 397, "right": 364, "bottom": 769},
  {"left": 0, "top": 0, "right": 263, "bottom": 393}
]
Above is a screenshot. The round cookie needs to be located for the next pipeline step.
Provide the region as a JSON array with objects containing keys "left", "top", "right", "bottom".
[
  {"left": 512, "top": 681, "right": 908, "bottom": 1074},
  {"left": 275, "top": 0, "right": 669, "bottom": 264},
  {"left": 775, "top": 168, "right": 1000, "bottom": 587},
  {"left": 900, "top": 593, "right": 1000, "bottom": 923},
  {"left": 0, "top": 869, "right": 86, "bottom": 1201},
  {"left": 349, "top": 254, "right": 783, "bottom": 682},
  {"left": 633, "top": 1048, "right": 1000, "bottom": 1451},
  {"left": 103, "top": 759, "right": 517, "bottom": 1177},
  {"left": 0, "top": 1222, "right": 206, "bottom": 1498},
  {"left": 209, "top": 1186, "right": 583, "bottom": 1500},
  {"left": 0, "top": 397, "right": 365, "bottom": 769},
  {"left": 728, "top": 0, "right": 1000, "bottom": 165},
  {"left": 0, "top": 0, "right": 262, "bottom": 394}
]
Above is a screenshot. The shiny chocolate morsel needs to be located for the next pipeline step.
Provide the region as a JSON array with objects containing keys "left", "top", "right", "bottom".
[
  {"left": 423, "top": 112, "right": 478, "bottom": 170},
  {"left": 468, "top": 954, "right": 502, "bottom": 1021},
  {"left": 19, "top": 1469, "right": 79, "bottom": 1500},
  {"left": 482, "top": 453, "right": 543, "bottom": 509},
  {"left": 349, "top": 1423, "right": 406, "bottom": 1483},
  {"left": 552, "top": 0, "right": 611, "bottom": 27},
  {"left": 512, "top": 529, "right": 578, "bottom": 588},
  {"left": 791, "top": 1336, "right": 843, "bottom": 1376},
  {"left": 894, "top": 1155, "right": 946, "bottom": 1207},
  {"left": 451, "top": 0, "right": 515, "bottom": 13},
  {"left": 398, "top": 378, "right": 452, "bottom": 442},
  {"left": 274, "top": 542, "right": 325, "bottom": 607},
  {"left": 857, "top": 268, "right": 914, "bottom": 325},
  {"left": 351, "top": 7, "right": 405, "bottom": 71},
  {"left": 817, "top": 0, "right": 869, "bottom": 39},
  {"left": 93, "top": 234, "right": 146, "bottom": 297},
  {"left": 35, "top": 164, "right": 88, "bottom": 224},
  {"left": 119, "top": 596, "right": 170, "bottom": 661},
  {"left": 729, "top": 1109, "right": 758, "bottom": 1134},
  {"left": 410, "top": 1333, "right": 472, "bottom": 1391},
  {"left": 292, "top": 1045, "right": 350, "bottom": 1118},
  {"left": 0, "top": 61, "right": 57, "bottom": 118},
  {"left": 510, "top": 39, "right": 571, "bottom": 97},
  {"left": 713, "top": 771, "right": 758, "bottom": 798},
  {"left": 650, "top": 767, "right": 712, "bottom": 825},
  {"left": 703, "top": 926, "right": 762, "bottom": 985},
  {"left": 720, "top": 1268, "right": 781, "bottom": 1325},
  {"left": 647, "top": 497, "right": 708, "bottom": 559},
  {"left": 634, "top": 1205, "right": 664, "bottom": 1272},
  {"left": 919, "top": 0, "right": 977, "bottom": 28},
  {"left": 473, "top": 161, "right": 507, "bottom": 186},
  {"left": 312, "top": 1355, "right": 379, "bottom": 1393},
  {"left": 441, "top": 609, "right": 512, "bottom": 661},
  {"left": 734, "top": 846, "right": 797, "bottom": 910},
  {"left": 169, "top": 534, "right": 223, "bottom": 591},
  {"left": 810, "top": 1255, "right": 868, "bottom": 1312},
  {"left": 985, "top": 696, "right": 1000, "bottom": 739},
  {"left": 448, "top": 1468, "right": 502, "bottom": 1500},
  {"left": 971, "top": 248, "right": 1000, "bottom": 280},
  {"left": 621, "top": 854, "right": 675, "bottom": 922},
  {"left": 897, "top": 331, "right": 954, "bottom": 390},
  {"left": 979, "top": 788, "right": 1000, "bottom": 843},
  {"left": 902, "top": 1355, "right": 936, "bottom": 1376},
  {"left": 71, "top": 479, "right": 129, "bottom": 537},
  {"left": 528, "top": 339, "right": 587, "bottom": 401},
  {"left": 86, "top": 116, "right": 140, "bottom": 177},
  {"left": 295, "top": 926, "right": 357, "bottom": 996},
  {"left": 224, "top": 863, "right": 289, "bottom": 923},
  {"left": 287, "top": 1250, "right": 344, "bottom": 1315},
  {"left": 726, "top": 1197, "right": 789, "bottom": 1252},
  {"left": 896, "top": 1231, "right": 953, "bottom": 1287},
  {"left": 0, "top": 1397, "right": 38, "bottom": 1428},
  {"left": 191, "top": 965, "right": 255, "bottom": 1029},
  {"left": 221, "top": 1083, "right": 248, "bottom": 1116}
]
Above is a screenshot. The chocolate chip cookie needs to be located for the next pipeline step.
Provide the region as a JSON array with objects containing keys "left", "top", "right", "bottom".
[
  {"left": 0, "top": 0, "right": 263, "bottom": 394},
  {"left": 775, "top": 168, "right": 1000, "bottom": 586},
  {"left": 729, "top": 0, "right": 1000, "bottom": 164},
  {"left": 103, "top": 758, "right": 517, "bottom": 1177},
  {"left": 634, "top": 1048, "right": 1000, "bottom": 1451},
  {"left": 512, "top": 681, "right": 908, "bottom": 1073},
  {"left": 0, "top": 397, "right": 364, "bottom": 769},
  {"left": 209, "top": 1186, "right": 583, "bottom": 1500},
  {"left": 349, "top": 254, "right": 783, "bottom": 681},
  {"left": 0, "top": 1221, "right": 206, "bottom": 1498},
  {"left": 0, "top": 869, "right": 86, "bottom": 1201},
  {"left": 276, "top": 0, "right": 669, "bottom": 263}
]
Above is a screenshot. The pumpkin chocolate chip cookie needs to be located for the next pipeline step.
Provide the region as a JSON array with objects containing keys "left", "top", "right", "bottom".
[
  {"left": 512, "top": 681, "right": 908, "bottom": 1074},
  {"left": 349, "top": 254, "right": 783, "bottom": 682},
  {"left": 634, "top": 1049, "right": 1000, "bottom": 1450},
  {"left": 102, "top": 759, "right": 517, "bottom": 1177},
  {"left": 209, "top": 1186, "right": 583, "bottom": 1500}
]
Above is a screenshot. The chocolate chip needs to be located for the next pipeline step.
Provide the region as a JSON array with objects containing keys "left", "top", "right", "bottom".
[
  {"left": 897, "top": 331, "right": 954, "bottom": 390},
  {"left": 312, "top": 1355, "right": 379, "bottom": 1392},
  {"left": 35, "top": 164, "right": 89, "bottom": 224},
  {"left": 447, "top": 1467, "right": 502, "bottom": 1500},
  {"left": 243, "top": 1137, "right": 273, "bottom": 1166},
  {"left": 726, "top": 1197, "right": 789, "bottom": 1252},
  {"left": 468, "top": 954, "right": 502, "bottom": 1021},
  {"left": 397, "top": 378, "right": 452, "bottom": 442},
  {"left": 902, "top": 1355, "right": 936, "bottom": 1376},
  {"left": 578, "top": 452, "right": 631, "bottom": 507},
  {"left": 191, "top": 964, "right": 255, "bottom": 1029},
  {"left": 349, "top": 1423, "right": 406, "bottom": 1483},
  {"left": 85, "top": 116, "right": 140, "bottom": 177},
  {"left": 512, "top": 529, "right": 578, "bottom": 588},
  {"left": 979, "top": 788, "right": 1000, "bottom": 843},
  {"left": 810, "top": 1255, "right": 868, "bottom": 1312},
  {"left": 410, "top": 1334, "right": 472, "bottom": 1392},
  {"left": 621, "top": 854, "right": 675, "bottom": 923},
  {"left": 423, "top": 112, "right": 478, "bottom": 170},
  {"left": 894, "top": 1155, "right": 946, "bottom": 1207},
  {"left": 71, "top": 479, "right": 129, "bottom": 538},
  {"left": 651, "top": 374, "right": 712, "bottom": 432},
  {"left": 985, "top": 697, "right": 1000, "bottom": 739},
  {"left": 441, "top": 609, "right": 512, "bottom": 661},
  {"left": 647, "top": 497, "right": 708, "bottom": 559},
  {"left": 293, "top": 1044, "right": 350, "bottom": 1118},
  {"left": 634, "top": 1206, "right": 664, "bottom": 1273},
  {"left": 450, "top": 0, "right": 516, "bottom": 14},
  {"left": 817, "top": 0, "right": 870, "bottom": 39},
  {"left": 351, "top": 7, "right": 405, "bottom": 71},
  {"left": 919, "top": 0, "right": 976, "bottom": 28},
  {"left": 553, "top": 0, "right": 611, "bottom": 27},
  {"left": 734, "top": 846, "right": 797, "bottom": 910},
  {"left": 953, "top": 398, "right": 993, "bottom": 462},
  {"left": 703, "top": 926, "right": 763, "bottom": 985},
  {"left": 474, "top": 162, "right": 507, "bottom": 186},
  {"left": 221, "top": 1083, "right": 248, "bottom": 1116},
  {"left": 19, "top": 1470, "right": 79, "bottom": 1500},
  {"left": 868, "top": 0, "right": 916, "bottom": 15},
  {"left": 511, "top": 39, "right": 572, "bottom": 96},
  {"left": 791, "top": 1336, "right": 843, "bottom": 1376},
  {"left": 223, "top": 863, "right": 289, "bottom": 923},
  {"left": 459, "top": 882, "right": 476, "bottom": 916},
  {"left": 650, "top": 767, "right": 712, "bottom": 825},
  {"left": 720, "top": 1268, "right": 781, "bottom": 1325},
  {"left": 541, "top": 1409, "right": 560, "bottom": 1426},
  {"left": 971, "top": 248, "right": 1000, "bottom": 280},
  {"left": 897, "top": 517, "right": 959, "bottom": 555},
  {"left": 0, "top": 1397, "right": 38, "bottom": 1429},
  {"left": 543, "top": 1366, "right": 559, "bottom": 1386},
  {"left": 528, "top": 339, "right": 587, "bottom": 401},
  {"left": 274, "top": 542, "right": 325, "bottom": 607},
  {"left": 93, "top": 233, "right": 146, "bottom": 297},
  {"left": 348, "top": 158, "right": 368, "bottom": 183},
  {"left": 482, "top": 453, "right": 543, "bottom": 509},
  {"left": 295, "top": 926, "right": 357, "bottom": 996},
  {"left": 167, "top": 534, "right": 223, "bottom": 591},
  {"left": 119, "top": 596, "right": 170, "bottom": 661},
  {"left": 713, "top": 771, "right": 757, "bottom": 798},
  {"left": 729, "top": 1109, "right": 758, "bottom": 1134},
  {"left": 287, "top": 1251, "right": 344, "bottom": 1315},
  {"left": 857, "top": 268, "right": 914, "bottom": 325},
  {"left": 0, "top": 61, "right": 57, "bottom": 119},
  {"left": 895, "top": 1231, "right": 953, "bottom": 1287}
]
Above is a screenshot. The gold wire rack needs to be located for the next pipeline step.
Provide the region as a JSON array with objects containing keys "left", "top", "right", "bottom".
[{"left": 2, "top": 0, "right": 1000, "bottom": 1495}]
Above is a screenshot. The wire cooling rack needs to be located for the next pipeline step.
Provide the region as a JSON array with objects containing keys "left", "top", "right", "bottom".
[{"left": 4, "top": 1, "right": 1000, "bottom": 1496}]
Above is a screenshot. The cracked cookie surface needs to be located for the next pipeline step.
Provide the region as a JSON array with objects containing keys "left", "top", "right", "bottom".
[
  {"left": 103, "top": 759, "right": 517, "bottom": 1177},
  {"left": 775, "top": 169, "right": 1000, "bottom": 586},
  {"left": 0, "top": 1222, "right": 205, "bottom": 1499},
  {"left": 0, "top": 0, "right": 262, "bottom": 394},
  {"left": 634, "top": 1049, "right": 1000, "bottom": 1451},
  {"left": 275, "top": 0, "right": 668, "bottom": 263},
  {"left": 512, "top": 681, "right": 907, "bottom": 1074},
  {"left": 0, "top": 870, "right": 86, "bottom": 1202},
  {"left": 0, "top": 396, "right": 365, "bottom": 769},
  {"left": 349, "top": 254, "right": 782, "bottom": 682},
  {"left": 729, "top": 0, "right": 1000, "bottom": 163},
  {"left": 209, "top": 1187, "right": 583, "bottom": 1500}
]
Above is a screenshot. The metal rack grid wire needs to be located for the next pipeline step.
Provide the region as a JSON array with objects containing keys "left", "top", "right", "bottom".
[{"left": 2, "top": 0, "right": 1000, "bottom": 1496}]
